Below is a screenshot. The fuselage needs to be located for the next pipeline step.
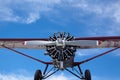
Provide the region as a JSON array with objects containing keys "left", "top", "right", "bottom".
[{"left": 53, "top": 56, "right": 74, "bottom": 70}]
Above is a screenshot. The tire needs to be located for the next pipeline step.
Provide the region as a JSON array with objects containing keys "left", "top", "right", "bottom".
[
  {"left": 85, "top": 69, "right": 91, "bottom": 80},
  {"left": 34, "top": 69, "right": 43, "bottom": 80}
]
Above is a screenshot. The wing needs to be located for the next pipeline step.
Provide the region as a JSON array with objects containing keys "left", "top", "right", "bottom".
[
  {"left": 68, "top": 36, "right": 120, "bottom": 48},
  {"left": 0, "top": 38, "right": 49, "bottom": 49},
  {"left": 0, "top": 36, "right": 120, "bottom": 49}
]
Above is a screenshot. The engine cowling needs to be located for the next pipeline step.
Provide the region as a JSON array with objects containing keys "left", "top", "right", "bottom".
[{"left": 46, "top": 32, "right": 76, "bottom": 61}]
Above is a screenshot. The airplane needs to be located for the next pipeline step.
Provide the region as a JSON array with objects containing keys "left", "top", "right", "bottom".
[{"left": 0, "top": 32, "right": 120, "bottom": 80}]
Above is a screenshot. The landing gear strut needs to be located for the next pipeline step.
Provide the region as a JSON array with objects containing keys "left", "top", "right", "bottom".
[
  {"left": 65, "top": 65, "right": 91, "bottom": 80},
  {"left": 34, "top": 65, "right": 59, "bottom": 80}
]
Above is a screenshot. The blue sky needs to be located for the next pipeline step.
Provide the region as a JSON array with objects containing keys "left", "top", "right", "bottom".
[{"left": 0, "top": 0, "right": 120, "bottom": 80}]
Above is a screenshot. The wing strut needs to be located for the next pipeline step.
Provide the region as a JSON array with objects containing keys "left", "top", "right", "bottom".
[
  {"left": 2, "top": 45, "right": 52, "bottom": 65},
  {"left": 74, "top": 47, "right": 120, "bottom": 66}
]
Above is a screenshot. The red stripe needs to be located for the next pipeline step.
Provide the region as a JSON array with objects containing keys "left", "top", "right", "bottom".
[
  {"left": 75, "top": 36, "right": 120, "bottom": 40},
  {"left": 0, "top": 38, "right": 48, "bottom": 41}
]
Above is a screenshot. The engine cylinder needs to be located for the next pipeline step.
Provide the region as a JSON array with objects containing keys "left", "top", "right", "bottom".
[{"left": 46, "top": 32, "right": 76, "bottom": 61}]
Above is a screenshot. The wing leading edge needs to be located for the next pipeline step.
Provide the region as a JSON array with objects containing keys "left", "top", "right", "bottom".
[
  {"left": 0, "top": 38, "right": 48, "bottom": 49},
  {"left": 74, "top": 36, "right": 120, "bottom": 48}
]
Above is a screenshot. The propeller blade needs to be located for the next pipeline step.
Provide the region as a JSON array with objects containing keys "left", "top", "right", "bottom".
[
  {"left": 24, "top": 41, "right": 56, "bottom": 46},
  {"left": 65, "top": 40, "right": 98, "bottom": 47}
]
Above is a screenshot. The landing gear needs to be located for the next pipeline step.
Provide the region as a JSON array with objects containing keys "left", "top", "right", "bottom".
[
  {"left": 65, "top": 65, "right": 92, "bottom": 80},
  {"left": 85, "top": 70, "right": 91, "bottom": 80},
  {"left": 34, "top": 65, "right": 91, "bottom": 80},
  {"left": 34, "top": 65, "right": 59, "bottom": 80},
  {"left": 34, "top": 69, "right": 43, "bottom": 80}
]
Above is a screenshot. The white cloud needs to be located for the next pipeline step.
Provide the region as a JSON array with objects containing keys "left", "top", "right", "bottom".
[
  {"left": 73, "top": 0, "right": 120, "bottom": 23},
  {"left": 0, "top": 6, "right": 20, "bottom": 22},
  {"left": 0, "top": 73, "right": 33, "bottom": 80},
  {"left": 42, "top": 0, "right": 120, "bottom": 31},
  {"left": 115, "top": 53, "right": 120, "bottom": 56},
  {"left": 0, "top": 0, "right": 61, "bottom": 24},
  {"left": 0, "top": 73, "right": 74, "bottom": 80},
  {"left": 93, "top": 76, "right": 120, "bottom": 80},
  {"left": 47, "top": 73, "right": 73, "bottom": 80},
  {"left": 72, "top": 1, "right": 120, "bottom": 38},
  {"left": 1, "top": 72, "right": 120, "bottom": 80},
  {"left": 76, "top": 50, "right": 95, "bottom": 56},
  {"left": 76, "top": 49, "right": 109, "bottom": 57},
  {"left": 26, "top": 13, "right": 40, "bottom": 24},
  {"left": 88, "top": 26, "right": 120, "bottom": 36},
  {"left": 112, "top": 49, "right": 120, "bottom": 56},
  {"left": 1, "top": 0, "right": 120, "bottom": 24}
]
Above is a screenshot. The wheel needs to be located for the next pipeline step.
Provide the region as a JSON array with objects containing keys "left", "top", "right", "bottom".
[
  {"left": 85, "top": 69, "right": 91, "bottom": 80},
  {"left": 34, "top": 69, "right": 43, "bottom": 80}
]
